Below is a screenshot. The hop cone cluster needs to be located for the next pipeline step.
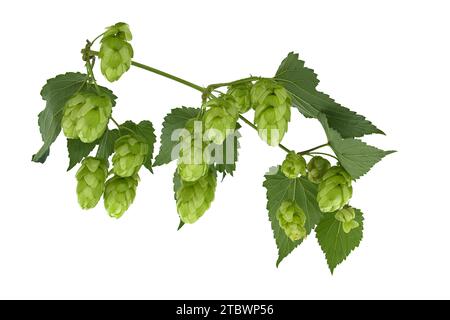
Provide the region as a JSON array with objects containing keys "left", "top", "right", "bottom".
[
  {"left": 176, "top": 169, "right": 217, "bottom": 224},
  {"left": 203, "top": 95, "right": 239, "bottom": 145},
  {"left": 251, "top": 79, "right": 291, "bottom": 146},
  {"left": 335, "top": 207, "right": 359, "bottom": 233},
  {"left": 76, "top": 157, "right": 108, "bottom": 209},
  {"left": 227, "top": 82, "right": 252, "bottom": 113},
  {"left": 112, "top": 135, "right": 149, "bottom": 177},
  {"left": 99, "top": 22, "right": 133, "bottom": 82},
  {"left": 276, "top": 201, "right": 307, "bottom": 241},
  {"left": 317, "top": 166, "right": 353, "bottom": 213},
  {"left": 281, "top": 152, "right": 306, "bottom": 179},
  {"left": 62, "top": 92, "right": 112, "bottom": 143},
  {"left": 104, "top": 174, "right": 139, "bottom": 218},
  {"left": 307, "top": 156, "right": 331, "bottom": 184}
]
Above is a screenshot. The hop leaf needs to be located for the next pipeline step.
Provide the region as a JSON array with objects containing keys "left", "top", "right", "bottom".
[
  {"left": 112, "top": 135, "right": 149, "bottom": 177},
  {"left": 227, "top": 82, "right": 252, "bottom": 113},
  {"left": 76, "top": 157, "right": 108, "bottom": 209},
  {"left": 281, "top": 152, "right": 306, "bottom": 178},
  {"left": 307, "top": 156, "right": 331, "bottom": 184},
  {"left": 276, "top": 201, "right": 307, "bottom": 241},
  {"left": 317, "top": 166, "right": 353, "bottom": 213},
  {"left": 252, "top": 79, "right": 291, "bottom": 146},
  {"left": 203, "top": 95, "right": 239, "bottom": 145},
  {"left": 104, "top": 174, "right": 139, "bottom": 218}
]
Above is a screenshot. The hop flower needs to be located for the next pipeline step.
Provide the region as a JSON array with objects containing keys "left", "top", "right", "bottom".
[
  {"left": 176, "top": 169, "right": 216, "bottom": 224},
  {"left": 112, "top": 135, "right": 149, "bottom": 177},
  {"left": 104, "top": 174, "right": 139, "bottom": 218},
  {"left": 252, "top": 79, "right": 291, "bottom": 146},
  {"left": 317, "top": 166, "right": 353, "bottom": 213},
  {"left": 76, "top": 157, "right": 108, "bottom": 209},
  {"left": 227, "top": 82, "right": 252, "bottom": 113},
  {"left": 99, "top": 22, "right": 133, "bottom": 82},
  {"left": 203, "top": 95, "right": 239, "bottom": 145},
  {"left": 335, "top": 207, "right": 360, "bottom": 233},
  {"left": 307, "top": 156, "right": 331, "bottom": 184},
  {"left": 177, "top": 144, "right": 209, "bottom": 182},
  {"left": 281, "top": 152, "right": 306, "bottom": 178},
  {"left": 62, "top": 92, "right": 112, "bottom": 143},
  {"left": 276, "top": 201, "right": 307, "bottom": 241}
]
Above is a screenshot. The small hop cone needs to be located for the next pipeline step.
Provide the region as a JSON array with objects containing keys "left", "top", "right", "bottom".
[
  {"left": 99, "top": 22, "right": 133, "bottom": 82},
  {"left": 76, "top": 157, "right": 108, "bottom": 209},
  {"left": 317, "top": 166, "right": 353, "bottom": 213},
  {"left": 112, "top": 135, "right": 149, "bottom": 177},
  {"left": 281, "top": 152, "right": 306, "bottom": 178},
  {"left": 335, "top": 207, "right": 360, "bottom": 233},
  {"left": 252, "top": 79, "right": 291, "bottom": 146},
  {"left": 104, "top": 174, "right": 139, "bottom": 218},
  {"left": 177, "top": 144, "right": 208, "bottom": 182},
  {"left": 227, "top": 82, "right": 252, "bottom": 113},
  {"left": 307, "top": 156, "right": 331, "bottom": 184},
  {"left": 276, "top": 201, "right": 307, "bottom": 241},
  {"left": 203, "top": 95, "right": 239, "bottom": 145},
  {"left": 176, "top": 169, "right": 216, "bottom": 224},
  {"left": 62, "top": 92, "right": 112, "bottom": 143}
]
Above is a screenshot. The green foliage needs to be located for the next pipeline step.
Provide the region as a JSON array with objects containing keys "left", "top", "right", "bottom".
[
  {"left": 67, "top": 139, "right": 97, "bottom": 171},
  {"left": 213, "top": 127, "right": 241, "bottom": 177},
  {"left": 96, "top": 129, "right": 120, "bottom": 161}
]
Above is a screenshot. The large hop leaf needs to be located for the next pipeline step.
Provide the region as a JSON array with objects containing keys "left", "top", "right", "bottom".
[
  {"left": 276, "top": 200, "right": 307, "bottom": 241},
  {"left": 317, "top": 166, "right": 353, "bottom": 213},
  {"left": 252, "top": 79, "right": 291, "bottom": 146},
  {"left": 112, "top": 135, "right": 149, "bottom": 177},
  {"left": 203, "top": 95, "right": 239, "bottom": 145},
  {"left": 76, "top": 157, "right": 108, "bottom": 209},
  {"left": 104, "top": 174, "right": 139, "bottom": 218},
  {"left": 61, "top": 92, "right": 112, "bottom": 143},
  {"left": 281, "top": 152, "right": 306, "bottom": 179},
  {"left": 175, "top": 168, "right": 217, "bottom": 224},
  {"left": 99, "top": 22, "right": 133, "bottom": 82},
  {"left": 307, "top": 156, "right": 331, "bottom": 184},
  {"left": 227, "top": 82, "right": 252, "bottom": 113}
]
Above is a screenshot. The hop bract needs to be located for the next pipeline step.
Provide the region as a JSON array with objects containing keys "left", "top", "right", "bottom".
[
  {"left": 176, "top": 169, "right": 216, "bottom": 224},
  {"left": 276, "top": 201, "right": 307, "bottom": 241},
  {"left": 112, "top": 135, "right": 149, "bottom": 177},
  {"left": 307, "top": 156, "right": 331, "bottom": 184},
  {"left": 281, "top": 152, "right": 306, "bottom": 178},
  {"left": 335, "top": 207, "right": 359, "bottom": 233},
  {"left": 177, "top": 144, "right": 209, "bottom": 182},
  {"left": 104, "top": 174, "right": 139, "bottom": 218},
  {"left": 203, "top": 95, "right": 239, "bottom": 145},
  {"left": 76, "top": 157, "right": 108, "bottom": 209},
  {"left": 252, "top": 79, "right": 291, "bottom": 146},
  {"left": 227, "top": 82, "right": 252, "bottom": 113},
  {"left": 317, "top": 166, "right": 353, "bottom": 213},
  {"left": 99, "top": 22, "right": 133, "bottom": 82},
  {"left": 62, "top": 92, "right": 112, "bottom": 143}
]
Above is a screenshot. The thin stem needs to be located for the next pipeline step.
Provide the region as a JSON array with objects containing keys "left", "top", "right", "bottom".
[
  {"left": 298, "top": 143, "right": 329, "bottom": 155},
  {"left": 207, "top": 76, "right": 262, "bottom": 91},
  {"left": 307, "top": 152, "right": 339, "bottom": 161},
  {"left": 110, "top": 117, "right": 121, "bottom": 128}
]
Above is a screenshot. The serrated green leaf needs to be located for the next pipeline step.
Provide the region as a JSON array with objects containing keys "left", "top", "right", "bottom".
[
  {"left": 263, "top": 167, "right": 322, "bottom": 266},
  {"left": 67, "top": 139, "right": 97, "bottom": 171},
  {"left": 274, "top": 52, "right": 383, "bottom": 138},
  {"left": 154, "top": 107, "right": 201, "bottom": 166},
  {"left": 32, "top": 72, "right": 87, "bottom": 163},
  {"left": 316, "top": 209, "right": 364, "bottom": 274},
  {"left": 96, "top": 129, "right": 120, "bottom": 160},
  {"left": 214, "top": 125, "right": 241, "bottom": 177}
]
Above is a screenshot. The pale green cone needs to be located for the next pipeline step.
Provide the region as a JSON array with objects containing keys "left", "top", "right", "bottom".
[
  {"left": 276, "top": 201, "right": 307, "bottom": 241},
  {"left": 335, "top": 207, "right": 360, "bottom": 233},
  {"left": 252, "top": 79, "right": 291, "bottom": 146},
  {"left": 62, "top": 92, "right": 112, "bottom": 143},
  {"left": 203, "top": 95, "right": 239, "bottom": 145},
  {"left": 307, "top": 156, "right": 331, "bottom": 184},
  {"left": 99, "top": 23, "right": 133, "bottom": 82},
  {"left": 177, "top": 144, "right": 208, "bottom": 182},
  {"left": 281, "top": 152, "right": 306, "bottom": 178},
  {"left": 176, "top": 169, "right": 216, "bottom": 224},
  {"left": 104, "top": 174, "right": 139, "bottom": 218},
  {"left": 317, "top": 166, "right": 353, "bottom": 213},
  {"left": 227, "top": 82, "right": 252, "bottom": 113},
  {"left": 76, "top": 157, "right": 108, "bottom": 209},
  {"left": 112, "top": 135, "right": 149, "bottom": 177}
]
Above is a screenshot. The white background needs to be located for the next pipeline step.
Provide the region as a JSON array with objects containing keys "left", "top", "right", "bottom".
[{"left": 0, "top": 0, "right": 448, "bottom": 299}]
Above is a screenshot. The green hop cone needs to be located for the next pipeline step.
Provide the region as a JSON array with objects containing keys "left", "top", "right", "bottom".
[
  {"left": 62, "top": 92, "right": 112, "bottom": 143},
  {"left": 99, "top": 22, "right": 133, "bottom": 82},
  {"left": 307, "top": 156, "right": 331, "bottom": 184},
  {"left": 276, "top": 201, "right": 307, "bottom": 241},
  {"left": 104, "top": 174, "right": 139, "bottom": 218},
  {"left": 177, "top": 144, "right": 209, "bottom": 182},
  {"left": 176, "top": 169, "right": 217, "bottom": 224},
  {"left": 252, "top": 79, "right": 291, "bottom": 146},
  {"left": 335, "top": 206, "right": 360, "bottom": 233},
  {"left": 317, "top": 166, "right": 353, "bottom": 213},
  {"left": 281, "top": 152, "right": 306, "bottom": 178},
  {"left": 203, "top": 95, "right": 239, "bottom": 145},
  {"left": 112, "top": 135, "right": 149, "bottom": 177},
  {"left": 227, "top": 82, "right": 252, "bottom": 113},
  {"left": 75, "top": 157, "right": 108, "bottom": 209}
]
